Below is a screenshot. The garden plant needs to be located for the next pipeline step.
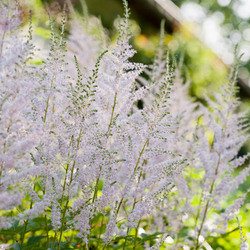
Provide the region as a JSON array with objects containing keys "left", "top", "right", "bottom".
[{"left": 0, "top": 0, "right": 249, "bottom": 249}]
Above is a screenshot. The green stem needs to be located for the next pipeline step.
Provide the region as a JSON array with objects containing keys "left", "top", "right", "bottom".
[
  {"left": 60, "top": 163, "right": 70, "bottom": 206},
  {"left": 194, "top": 155, "right": 221, "bottom": 249},
  {"left": 92, "top": 173, "right": 101, "bottom": 203},
  {"left": 0, "top": 167, "right": 2, "bottom": 186},
  {"left": 0, "top": 30, "right": 6, "bottom": 58},
  {"left": 43, "top": 73, "right": 55, "bottom": 123},
  {"left": 194, "top": 187, "right": 204, "bottom": 228},
  {"left": 57, "top": 199, "right": 69, "bottom": 250},
  {"left": 194, "top": 199, "right": 210, "bottom": 250},
  {"left": 107, "top": 91, "right": 117, "bottom": 134},
  {"left": 52, "top": 231, "right": 57, "bottom": 248},
  {"left": 20, "top": 220, "right": 28, "bottom": 249},
  {"left": 20, "top": 182, "right": 36, "bottom": 249},
  {"left": 123, "top": 228, "right": 130, "bottom": 250},
  {"left": 45, "top": 215, "right": 50, "bottom": 248},
  {"left": 97, "top": 214, "right": 104, "bottom": 249},
  {"left": 133, "top": 220, "right": 141, "bottom": 250},
  {"left": 116, "top": 198, "right": 123, "bottom": 215},
  {"left": 133, "top": 139, "right": 148, "bottom": 176},
  {"left": 43, "top": 189, "right": 50, "bottom": 248},
  {"left": 1, "top": 125, "right": 11, "bottom": 185}
]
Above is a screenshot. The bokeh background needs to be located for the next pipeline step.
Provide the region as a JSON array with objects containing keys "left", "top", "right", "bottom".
[
  {"left": 19, "top": 0, "right": 250, "bottom": 104},
  {"left": 17, "top": 0, "right": 250, "bottom": 248}
]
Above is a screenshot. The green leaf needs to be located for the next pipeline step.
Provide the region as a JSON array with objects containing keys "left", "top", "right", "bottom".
[
  {"left": 140, "top": 232, "right": 164, "bottom": 242},
  {"left": 27, "top": 236, "right": 46, "bottom": 246},
  {"left": 0, "top": 229, "right": 16, "bottom": 236}
]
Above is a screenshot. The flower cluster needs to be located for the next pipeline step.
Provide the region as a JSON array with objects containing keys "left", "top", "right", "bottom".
[{"left": 0, "top": 0, "right": 249, "bottom": 249}]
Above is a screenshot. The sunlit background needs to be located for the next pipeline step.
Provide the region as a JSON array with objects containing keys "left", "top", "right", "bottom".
[{"left": 19, "top": 0, "right": 250, "bottom": 97}]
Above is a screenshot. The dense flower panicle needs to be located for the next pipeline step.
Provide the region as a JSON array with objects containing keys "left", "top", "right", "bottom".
[
  {"left": 67, "top": 21, "right": 100, "bottom": 72},
  {"left": 0, "top": 1, "right": 20, "bottom": 31},
  {"left": 0, "top": 0, "right": 39, "bottom": 228},
  {"left": 237, "top": 216, "right": 249, "bottom": 250},
  {"left": 66, "top": 0, "right": 105, "bottom": 76},
  {"left": 0, "top": 0, "right": 249, "bottom": 249},
  {"left": 175, "top": 66, "right": 250, "bottom": 247},
  {"left": 141, "top": 17, "right": 249, "bottom": 249}
]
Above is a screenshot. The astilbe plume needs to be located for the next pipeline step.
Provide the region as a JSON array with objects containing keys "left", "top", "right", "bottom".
[
  {"left": 144, "top": 23, "right": 200, "bottom": 249},
  {"left": 237, "top": 216, "right": 248, "bottom": 250},
  {"left": 140, "top": 19, "right": 249, "bottom": 249},
  {"left": 155, "top": 60, "right": 250, "bottom": 249},
  {"left": 69, "top": 1, "right": 186, "bottom": 245},
  {"left": 0, "top": 0, "right": 249, "bottom": 249},
  {"left": 66, "top": 0, "right": 105, "bottom": 75},
  {"left": 0, "top": 0, "right": 38, "bottom": 229},
  {"left": 189, "top": 62, "right": 250, "bottom": 249},
  {"left": 0, "top": 0, "right": 185, "bottom": 246}
]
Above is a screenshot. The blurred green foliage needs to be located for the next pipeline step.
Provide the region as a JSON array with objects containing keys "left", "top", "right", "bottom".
[
  {"left": 21, "top": 0, "right": 244, "bottom": 99},
  {"left": 172, "top": 0, "right": 250, "bottom": 92}
]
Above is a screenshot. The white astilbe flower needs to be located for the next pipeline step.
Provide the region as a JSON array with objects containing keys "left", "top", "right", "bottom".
[
  {"left": 143, "top": 24, "right": 198, "bottom": 246},
  {"left": 146, "top": 26, "right": 249, "bottom": 248},
  {"left": 66, "top": 0, "right": 186, "bottom": 242},
  {"left": 187, "top": 62, "right": 250, "bottom": 248},
  {"left": 0, "top": 1, "right": 249, "bottom": 249},
  {"left": 0, "top": 1, "right": 39, "bottom": 229},
  {"left": 66, "top": 0, "right": 106, "bottom": 76},
  {"left": 237, "top": 216, "right": 249, "bottom": 250}
]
